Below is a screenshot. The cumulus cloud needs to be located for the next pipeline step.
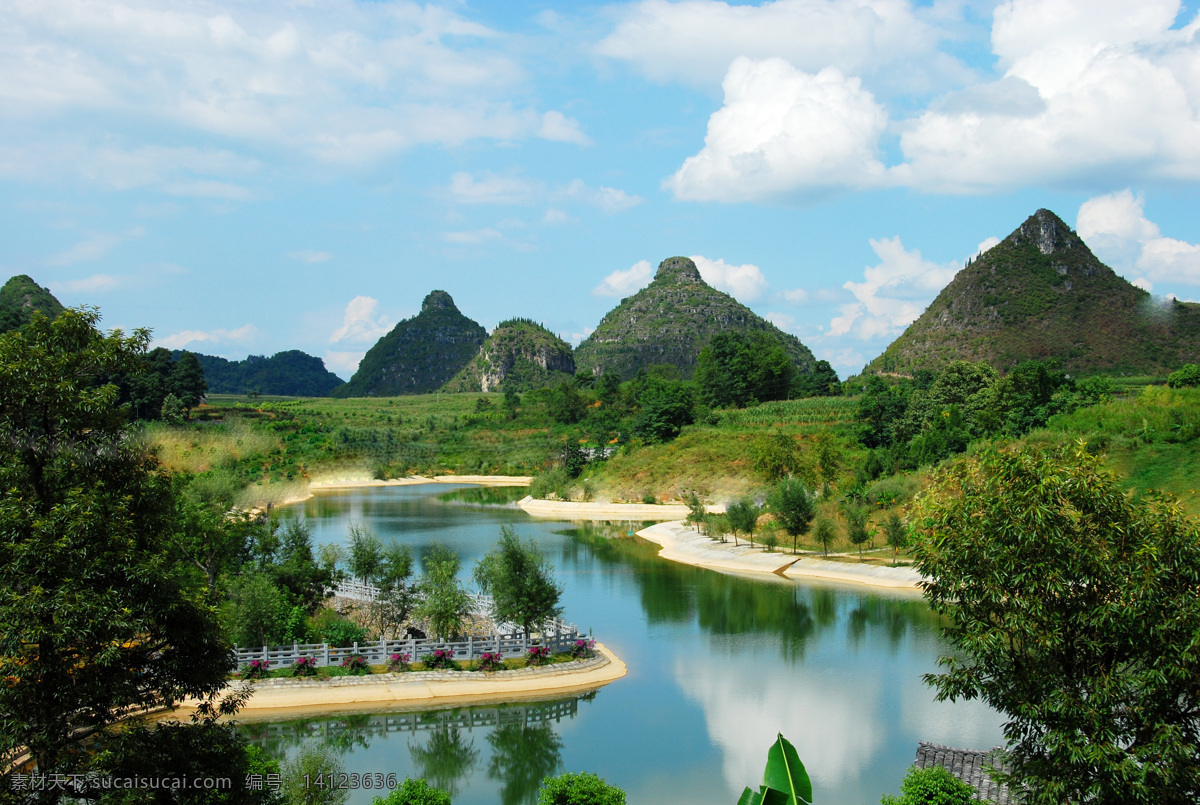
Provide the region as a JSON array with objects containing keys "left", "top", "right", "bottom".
[
  {"left": 1077, "top": 189, "right": 1200, "bottom": 286},
  {"left": 780, "top": 288, "right": 809, "bottom": 304},
  {"left": 538, "top": 110, "right": 591, "bottom": 145},
  {"left": 156, "top": 324, "right": 257, "bottom": 350},
  {"left": 896, "top": 0, "right": 1200, "bottom": 191},
  {"left": 329, "top": 296, "right": 393, "bottom": 344},
  {"left": 665, "top": 58, "right": 889, "bottom": 202},
  {"left": 691, "top": 255, "right": 769, "bottom": 301},
  {"left": 596, "top": 0, "right": 959, "bottom": 93},
  {"left": 324, "top": 350, "right": 366, "bottom": 377},
  {"left": 593, "top": 260, "right": 652, "bottom": 297},
  {"left": 829, "top": 236, "right": 959, "bottom": 339},
  {"left": 443, "top": 228, "right": 505, "bottom": 244}
]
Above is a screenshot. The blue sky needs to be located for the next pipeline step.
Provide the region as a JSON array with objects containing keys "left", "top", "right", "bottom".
[{"left": 4, "top": 0, "right": 1200, "bottom": 380}]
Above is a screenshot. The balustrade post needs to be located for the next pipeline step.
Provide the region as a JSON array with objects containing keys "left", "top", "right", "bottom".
[
  {"left": 322, "top": 643, "right": 330, "bottom": 667},
  {"left": 468, "top": 635, "right": 474, "bottom": 660}
]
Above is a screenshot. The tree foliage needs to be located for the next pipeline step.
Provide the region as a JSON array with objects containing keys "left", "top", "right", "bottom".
[
  {"left": 1169, "top": 363, "right": 1200, "bottom": 388},
  {"left": 768, "top": 478, "right": 816, "bottom": 555},
  {"left": 537, "top": 771, "right": 626, "bottom": 805},
  {"left": 914, "top": 443, "right": 1200, "bottom": 804},
  {"left": 0, "top": 309, "right": 233, "bottom": 784},
  {"left": 474, "top": 527, "right": 563, "bottom": 639},
  {"left": 880, "top": 766, "right": 973, "bottom": 805},
  {"left": 630, "top": 374, "right": 694, "bottom": 444},
  {"left": 415, "top": 546, "right": 472, "bottom": 640},
  {"left": 695, "top": 330, "right": 795, "bottom": 409}
]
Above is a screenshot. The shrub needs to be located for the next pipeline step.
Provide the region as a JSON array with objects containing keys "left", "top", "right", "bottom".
[
  {"left": 292, "top": 656, "right": 318, "bottom": 677},
  {"left": 373, "top": 778, "right": 451, "bottom": 805},
  {"left": 880, "top": 766, "right": 974, "bottom": 805},
  {"left": 340, "top": 654, "right": 369, "bottom": 674},
  {"left": 478, "top": 651, "right": 505, "bottom": 672},
  {"left": 307, "top": 607, "right": 368, "bottom": 646},
  {"left": 531, "top": 468, "right": 573, "bottom": 500},
  {"left": 1167, "top": 363, "right": 1200, "bottom": 388},
  {"left": 762, "top": 532, "right": 779, "bottom": 552},
  {"left": 423, "top": 648, "right": 457, "bottom": 670},
  {"left": 569, "top": 638, "right": 596, "bottom": 660},
  {"left": 241, "top": 659, "right": 271, "bottom": 680},
  {"left": 538, "top": 771, "right": 626, "bottom": 805},
  {"left": 640, "top": 492, "right": 657, "bottom": 504},
  {"left": 525, "top": 645, "right": 552, "bottom": 666},
  {"left": 387, "top": 652, "right": 411, "bottom": 672}
]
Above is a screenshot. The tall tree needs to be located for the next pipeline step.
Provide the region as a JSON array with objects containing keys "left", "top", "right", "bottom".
[
  {"left": 0, "top": 310, "right": 232, "bottom": 789},
  {"left": 473, "top": 527, "right": 563, "bottom": 639},
  {"left": 415, "top": 546, "right": 472, "bottom": 641},
  {"left": 915, "top": 444, "right": 1200, "bottom": 804},
  {"left": 768, "top": 478, "right": 816, "bottom": 555},
  {"left": 695, "top": 330, "right": 794, "bottom": 409},
  {"left": 169, "top": 350, "right": 208, "bottom": 416},
  {"left": 726, "top": 498, "right": 761, "bottom": 548}
]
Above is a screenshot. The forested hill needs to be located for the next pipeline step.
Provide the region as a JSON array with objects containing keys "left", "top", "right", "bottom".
[
  {"left": 575, "top": 256, "right": 817, "bottom": 380},
  {"left": 332, "top": 290, "right": 486, "bottom": 397},
  {"left": 443, "top": 319, "right": 575, "bottom": 393},
  {"left": 866, "top": 209, "right": 1200, "bottom": 376},
  {"left": 0, "top": 274, "right": 65, "bottom": 332},
  {"left": 177, "top": 350, "right": 344, "bottom": 396}
]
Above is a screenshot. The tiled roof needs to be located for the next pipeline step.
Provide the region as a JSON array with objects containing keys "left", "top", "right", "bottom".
[{"left": 913, "top": 742, "right": 1015, "bottom": 804}]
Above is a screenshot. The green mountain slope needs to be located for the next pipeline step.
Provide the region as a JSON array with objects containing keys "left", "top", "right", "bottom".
[
  {"left": 443, "top": 319, "right": 575, "bottom": 393},
  {"left": 575, "top": 256, "right": 817, "bottom": 380},
  {"left": 867, "top": 209, "right": 1200, "bottom": 376},
  {"left": 177, "top": 350, "right": 344, "bottom": 396},
  {"left": 332, "top": 290, "right": 486, "bottom": 397},
  {"left": 0, "top": 275, "right": 66, "bottom": 332}
]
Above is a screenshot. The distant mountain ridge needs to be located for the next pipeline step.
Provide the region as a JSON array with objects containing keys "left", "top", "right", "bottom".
[
  {"left": 178, "top": 350, "right": 344, "bottom": 397},
  {"left": 575, "top": 256, "right": 817, "bottom": 380},
  {"left": 443, "top": 319, "right": 575, "bottom": 393},
  {"left": 0, "top": 275, "right": 65, "bottom": 332},
  {"left": 332, "top": 290, "right": 486, "bottom": 397},
  {"left": 866, "top": 209, "right": 1200, "bottom": 376}
]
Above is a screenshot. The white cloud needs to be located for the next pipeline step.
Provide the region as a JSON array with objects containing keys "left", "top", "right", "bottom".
[
  {"left": 542, "top": 208, "right": 570, "bottom": 225},
  {"left": 443, "top": 228, "right": 504, "bottom": 244},
  {"left": 44, "top": 227, "right": 144, "bottom": 266},
  {"left": 49, "top": 273, "right": 121, "bottom": 293},
  {"left": 288, "top": 249, "right": 332, "bottom": 264},
  {"left": 593, "top": 260, "right": 652, "bottom": 297},
  {"left": 538, "top": 110, "right": 590, "bottom": 145},
  {"left": 1077, "top": 189, "right": 1200, "bottom": 285},
  {"left": 163, "top": 180, "right": 254, "bottom": 200},
  {"left": 764, "top": 311, "right": 796, "bottom": 330},
  {"left": 156, "top": 324, "right": 257, "bottom": 350},
  {"left": 829, "top": 236, "right": 959, "bottom": 339},
  {"left": 690, "top": 255, "right": 769, "bottom": 301},
  {"left": 324, "top": 350, "right": 366, "bottom": 377},
  {"left": 780, "top": 288, "right": 808, "bottom": 304},
  {"left": 665, "top": 58, "right": 889, "bottom": 202},
  {"left": 565, "top": 327, "right": 594, "bottom": 346},
  {"left": 896, "top": 0, "right": 1200, "bottom": 191},
  {"left": 0, "top": 0, "right": 582, "bottom": 182},
  {"left": 329, "top": 296, "right": 393, "bottom": 344},
  {"left": 976, "top": 236, "right": 1001, "bottom": 256},
  {"left": 596, "top": 0, "right": 959, "bottom": 93},
  {"left": 448, "top": 172, "right": 643, "bottom": 213}
]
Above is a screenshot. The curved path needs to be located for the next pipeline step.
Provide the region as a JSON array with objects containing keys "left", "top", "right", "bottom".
[{"left": 172, "top": 644, "right": 626, "bottom": 717}]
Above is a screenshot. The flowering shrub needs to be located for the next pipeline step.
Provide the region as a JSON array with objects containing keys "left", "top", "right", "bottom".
[
  {"left": 387, "top": 652, "right": 411, "bottom": 672},
  {"left": 525, "top": 646, "right": 551, "bottom": 667},
  {"left": 292, "top": 656, "right": 318, "bottom": 677},
  {"left": 242, "top": 659, "right": 271, "bottom": 680},
  {"left": 570, "top": 638, "right": 596, "bottom": 660},
  {"left": 423, "top": 648, "right": 457, "bottom": 670},
  {"left": 340, "top": 654, "right": 369, "bottom": 674},
  {"left": 478, "top": 652, "right": 505, "bottom": 672}
]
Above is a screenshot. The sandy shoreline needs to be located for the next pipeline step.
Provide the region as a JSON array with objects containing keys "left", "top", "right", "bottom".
[
  {"left": 257, "top": 474, "right": 533, "bottom": 508},
  {"left": 518, "top": 496, "right": 726, "bottom": 521},
  {"left": 636, "top": 520, "right": 926, "bottom": 590},
  {"left": 169, "top": 644, "right": 625, "bottom": 718}
]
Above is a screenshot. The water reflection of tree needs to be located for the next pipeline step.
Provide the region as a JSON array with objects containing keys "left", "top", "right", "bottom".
[
  {"left": 409, "top": 725, "right": 479, "bottom": 797},
  {"left": 564, "top": 523, "right": 942, "bottom": 659},
  {"left": 486, "top": 721, "right": 563, "bottom": 805}
]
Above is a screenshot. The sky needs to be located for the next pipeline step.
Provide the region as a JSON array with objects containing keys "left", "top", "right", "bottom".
[{"left": 4, "top": 0, "right": 1200, "bottom": 380}]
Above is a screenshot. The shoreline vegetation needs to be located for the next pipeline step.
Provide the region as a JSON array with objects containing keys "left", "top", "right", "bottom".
[{"left": 170, "top": 643, "right": 626, "bottom": 717}]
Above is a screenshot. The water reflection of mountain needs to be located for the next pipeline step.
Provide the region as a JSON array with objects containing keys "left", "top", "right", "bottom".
[{"left": 562, "top": 524, "right": 943, "bottom": 659}]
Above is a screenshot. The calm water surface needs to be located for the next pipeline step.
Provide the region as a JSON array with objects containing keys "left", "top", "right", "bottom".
[{"left": 245, "top": 485, "right": 1003, "bottom": 805}]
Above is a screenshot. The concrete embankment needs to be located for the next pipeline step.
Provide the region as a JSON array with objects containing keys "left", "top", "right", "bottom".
[
  {"left": 518, "top": 496, "right": 725, "bottom": 522},
  {"left": 635, "top": 520, "right": 925, "bottom": 590},
  {"left": 171, "top": 644, "right": 625, "bottom": 717}
]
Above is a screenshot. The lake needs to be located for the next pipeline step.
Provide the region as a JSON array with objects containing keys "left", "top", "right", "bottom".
[{"left": 244, "top": 484, "right": 1003, "bottom": 805}]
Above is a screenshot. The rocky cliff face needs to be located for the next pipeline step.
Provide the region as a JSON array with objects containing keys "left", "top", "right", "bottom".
[
  {"left": 444, "top": 319, "right": 575, "bottom": 393},
  {"left": 575, "top": 256, "right": 817, "bottom": 380},
  {"left": 332, "top": 291, "right": 486, "bottom": 397},
  {"left": 865, "top": 209, "right": 1200, "bottom": 376},
  {"left": 0, "top": 274, "right": 66, "bottom": 332}
]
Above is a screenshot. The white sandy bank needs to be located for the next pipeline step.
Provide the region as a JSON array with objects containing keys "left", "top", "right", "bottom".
[{"left": 518, "top": 496, "right": 725, "bottom": 521}]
